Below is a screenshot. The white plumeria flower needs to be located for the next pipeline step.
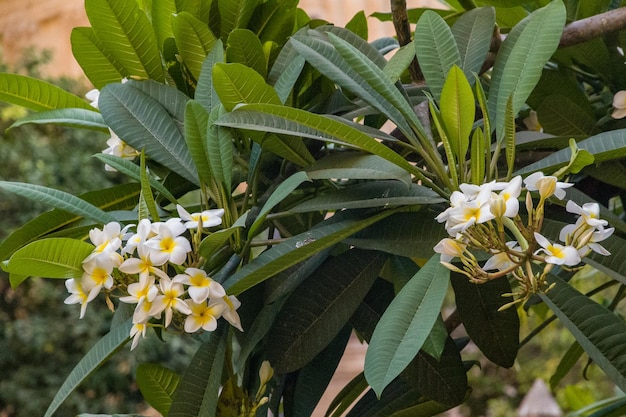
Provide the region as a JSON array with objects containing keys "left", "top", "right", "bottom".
[
  {"left": 123, "top": 219, "right": 154, "bottom": 255},
  {"left": 580, "top": 227, "right": 614, "bottom": 256},
  {"left": 565, "top": 201, "right": 608, "bottom": 230},
  {"left": 492, "top": 176, "right": 522, "bottom": 218},
  {"left": 119, "top": 243, "right": 169, "bottom": 279},
  {"left": 64, "top": 278, "right": 97, "bottom": 319},
  {"left": 482, "top": 242, "right": 522, "bottom": 271},
  {"left": 85, "top": 88, "right": 100, "bottom": 109},
  {"left": 119, "top": 275, "right": 159, "bottom": 306},
  {"left": 612, "top": 90, "right": 626, "bottom": 119},
  {"left": 81, "top": 256, "right": 115, "bottom": 299},
  {"left": 524, "top": 172, "right": 573, "bottom": 200},
  {"left": 130, "top": 321, "right": 148, "bottom": 350},
  {"left": 433, "top": 238, "right": 467, "bottom": 263},
  {"left": 534, "top": 232, "right": 581, "bottom": 266},
  {"left": 145, "top": 219, "right": 192, "bottom": 265},
  {"left": 213, "top": 295, "right": 243, "bottom": 332},
  {"left": 446, "top": 197, "right": 496, "bottom": 235},
  {"left": 184, "top": 300, "right": 226, "bottom": 333},
  {"left": 102, "top": 130, "right": 140, "bottom": 171},
  {"left": 176, "top": 205, "right": 225, "bottom": 229},
  {"left": 84, "top": 222, "right": 124, "bottom": 265},
  {"left": 149, "top": 276, "right": 192, "bottom": 327},
  {"left": 174, "top": 267, "right": 226, "bottom": 304}
]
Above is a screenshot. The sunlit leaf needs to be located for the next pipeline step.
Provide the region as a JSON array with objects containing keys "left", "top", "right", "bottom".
[
  {"left": 172, "top": 11, "right": 217, "bottom": 80},
  {"left": 136, "top": 363, "right": 180, "bottom": 416},
  {"left": 71, "top": 27, "right": 126, "bottom": 88},
  {"left": 0, "top": 73, "right": 93, "bottom": 111},
  {"left": 226, "top": 29, "right": 267, "bottom": 78}
]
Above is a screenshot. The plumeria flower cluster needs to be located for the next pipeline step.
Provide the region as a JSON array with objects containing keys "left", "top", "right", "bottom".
[
  {"left": 434, "top": 172, "right": 614, "bottom": 306},
  {"left": 64, "top": 204, "right": 238, "bottom": 350}
]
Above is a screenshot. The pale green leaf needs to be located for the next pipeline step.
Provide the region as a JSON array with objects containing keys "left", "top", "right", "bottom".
[
  {"left": 10, "top": 108, "right": 108, "bottom": 132},
  {"left": 365, "top": 255, "right": 450, "bottom": 397},
  {"left": 440, "top": 65, "right": 474, "bottom": 160},
  {"left": 488, "top": 0, "right": 566, "bottom": 140},
  {"left": 0, "top": 73, "right": 93, "bottom": 111},
  {"left": 85, "top": 0, "right": 165, "bottom": 81},
  {"left": 172, "top": 11, "right": 217, "bottom": 80},
  {"left": 44, "top": 320, "right": 132, "bottom": 417},
  {"left": 218, "top": 0, "right": 257, "bottom": 40},
  {"left": 414, "top": 11, "right": 461, "bottom": 103},
  {"left": 383, "top": 43, "right": 415, "bottom": 83},
  {"left": 4, "top": 238, "right": 94, "bottom": 281},
  {"left": 71, "top": 27, "right": 126, "bottom": 88},
  {"left": 136, "top": 363, "right": 180, "bottom": 416},
  {"left": 212, "top": 62, "right": 281, "bottom": 112}
]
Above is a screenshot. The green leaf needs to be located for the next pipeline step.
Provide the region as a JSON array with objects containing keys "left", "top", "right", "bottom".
[
  {"left": 0, "top": 73, "right": 93, "bottom": 111},
  {"left": 292, "top": 327, "right": 352, "bottom": 417},
  {"left": 383, "top": 43, "right": 415, "bottom": 83},
  {"left": 216, "top": 103, "right": 419, "bottom": 176},
  {"left": 451, "top": 6, "right": 495, "bottom": 82},
  {"left": 488, "top": 0, "right": 566, "bottom": 140},
  {"left": 515, "top": 129, "right": 626, "bottom": 176},
  {"left": 218, "top": 0, "right": 257, "bottom": 40},
  {"left": 136, "top": 363, "right": 180, "bottom": 416},
  {"left": 195, "top": 40, "right": 225, "bottom": 112},
  {"left": 139, "top": 151, "right": 160, "bottom": 221},
  {"left": 206, "top": 106, "right": 234, "bottom": 190},
  {"left": 222, "top": 210, "right": 397, "bottom": 295},
  {"left": 258, "top": 134, "right": 315, "bottom": 166},
  {"left": 85, "top": 0, "right": 165, "bottom": 81},
  {"left": 365, "top": 255, "right": 450, "bottom": 397},
  {"left": 213, "top": 62, "right": 281, "bottom": 112},
  {"left": 440, "top": 65, "right": 474, "bottom": 161},
  {"left": 345, "top": 11, "right": 368, "bottom": 40},
  {"left": 198, "top": 227, "right": 240, "bottom": 260},
  {"left": 270, "top": 45, "right": 306, "bottom": 104},
  {"left": 267, "top": 249, "right": 387, "bottom": 373},
  {"left": 0, "top": 181, "right": 117, "bottom": 224},
  {"left": 540, "top": 276, "right": 626, "bottom": 392},
  {"left": 414, "top": 11, "right": 461, "bottom": 103},
  {"left": 151, "top": 0, "right": 176, "bottom": 50},
  {"left": 44, "top": 320, "right": 132, "bottom": 417},
  {"left": 184, "top": 100, "right": 213, "bottom": 185},
  {"left": 450, "top": 273, "right": 519, "bottom": 367},
  {"left": 0, "top": 184, "right": 140, "bottom": 262},
  {"left": 226, "top": 29, "right": 267, "bottom": 78},
  {"left": 325, "top": 372, "right": 369, "bottom": 417},
  {"left": 169, "top": 326, "right": 227, "bottom": 417},
  {"left": 504, "top": 94, "right": 516, "bottom": 180},
  {"left": 536, "top": 94, "right": 597, "bottom": 136},
  {"left": 4, "top": 238, "right": 94, "bottom": 281},
  {"left": 99, "top": 82, "right": 199, "bottom": 185},
  {"left": 249, "top": 0, "right": 299, "bottom": 44},
  {"left": 470, "top": 128, "right": 486, "bottom": 184},
  {"left": 10, "top": 108, "right": 109, "bottom": 132},
  {"left": 71, "top": 27, "right": 126, "bottom": 89},
  {"left": 172, "top": 11, "right": 218, "bottom": 80},
  {"left": 290, "top": 181, "right": 444, "bottom": 213},
  {"left": 550, "top": 342, "right": 584, "bottom": 390},
  {"left": 94, "top": 155, "right": 177, "bottom": 204},
  {"left": 306, "top": 153, "right": 411, "bottom": 185}
]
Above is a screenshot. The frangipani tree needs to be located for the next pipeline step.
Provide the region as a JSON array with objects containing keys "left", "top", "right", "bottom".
[{"left": 2, "top": 0, "right": 626, "bottom": 416}]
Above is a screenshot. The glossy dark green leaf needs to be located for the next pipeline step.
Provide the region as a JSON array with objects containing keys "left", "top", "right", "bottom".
[
  {"left": 226, "top": 29, "right": 267, "bottom": 78},
  {"left": 537, "top": 94, "right": 596, "bottom": 136},
  {"left": 172, "top": 11, "right": 217, "bottom": 80},
  {"left": 450, "top": 273, "right": 519, "bottom": 367},
  {"left": 10, "top": 108, "right": 108, "bottom": 132},
  {"left": 541, "top": 276, "right": 626, "bottom": 392},
  {"left": 218, "top": 0, "right": 257, "bottom": 40},
  {"left": 292, "top": 326, "right": 352, "bottom": 417},
  {"left": 169, "top": 326, "right": 227, "bottom": 417},
  {"left": 136, "top": 363, "right": 180, "bottom": 416},
  {"left": 249, "top": 0, "right": 299, "bottom": 44},
  {"left": 267, "top": 249, "right": 387, "bottom": 373},
  {"left": 345, "top": 11, "right": 368, "bottom": 40},
  {"left": 550, "top": 341, "right": 584, "bottom": 390}
]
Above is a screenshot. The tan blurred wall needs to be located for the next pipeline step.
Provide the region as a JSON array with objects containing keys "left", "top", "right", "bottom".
[{"left": 0, "top": 0, "right": 443, "bottom": 79}]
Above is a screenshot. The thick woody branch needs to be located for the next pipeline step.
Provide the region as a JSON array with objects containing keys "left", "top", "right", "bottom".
[
  {"left": 559, "top": 7, "right": 626, "bottom": 48},
  {"left": 390, "top": 0, "right": 422, "bottom": 82}
]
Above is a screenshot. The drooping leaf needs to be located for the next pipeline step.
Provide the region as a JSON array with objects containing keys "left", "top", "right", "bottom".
[
  {"left": 540, "top": 276, "right": 626, "bottom": 392},
  {"left": 414, "top": 11, "right": 461, "bottom": 103},
  {"left": 44, "top": 320, "right": 132, "bottom": 417},
  {"left": 9, "top": 108, "right": 109, "bottom": 132},
  {"left": 71, "top": 27, "right": 126, "bottom": 88},
  {"left": 99, "top": 82, "right": 199, "bottom": 185},
  {"left": 488, "top": 0, "right": 566, "bottom": 140},
  {"left": 195, "top": 40, "right": 224, "bottom": 112},
  {"left": 136, "top": 363, "right": 181, "bottom": 416},
  {"left": 0, "top": 73, "right": 94, "bottom": 111},
  {"left": 292, "top": 326, "right": 352, "bottom": 417},
  {"left": 365, "top": 255, "right": 450, "bottom": 397},
  {"left": 172, "top": 11, "right": 218, "bottom": 80},
  {"left": 267, "top": 249, "right": 387, "bottom": 373},
  {"left": 0, "top": 181, "right": 117, "bottom": 224},
  {"left": 85, "top": 0, "right": 165, "bottom": 82},
  {"left": 450, "top": 272, "right": 519, "bottom": 367},
  {"left": 168, "top": 326, "right": 228, "bottom": 417},
  {"left": 222, "top": 210, "right": 396, "bottom": 295},
  {"left": 451, "top": 6, "right": 495, "bottom": 82},
  {"left": 4, "top": 238, "right": 94, "bottom": 282},
  {"left": 226, "top": 29, "right": 267, "bottom": 78}
]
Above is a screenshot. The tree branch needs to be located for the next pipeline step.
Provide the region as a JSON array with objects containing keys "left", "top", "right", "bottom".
[
  {"left": 390, "top": 0, "right": 422, "bottom": 82},
  {"left": 559, "top": 7, "right": 626, "bottom": 48}
]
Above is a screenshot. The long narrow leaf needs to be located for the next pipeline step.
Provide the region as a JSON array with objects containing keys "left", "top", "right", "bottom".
[
  {"left": 213, "top": 62, "right": 281, "bottom": 112},
  {"left": 0, "top": 181, "right": 117, "bottom": 224},
  {"left": 44, "top": 319, "right": 132, "bottom": 417},
  {"left": 226, "top": 29, "right": 267, "bottom": 78},
  {"left": 365, "top": 255, "right": 450, "bottom": 397},
  {"left": 10, "top": 108, "right": 109, "bottom": 132},
  {"left": 218, "top": 0, "right": 257, "bottom": 40},
  {"left": 196, "top": 40, "right": 225, "bottom": 112},
  {"left": 71, "top": 27, "right": 126, "bottom": 88},
  {"left": 136, "top": 363, "right": 181, "bottom": 416},
  {"left": 172, "top": 11, "right": 217, "bottom": 80},
  {"left": 207, "top": 106, "right": 234, "bottom": 190},
  {"left": 0, "top": 73, "right": 93, "bottom": 111},
  {"left": 451, "top": 7, "right": 495, "bottom": 82},
  {"left": 540, "top": 276, "right": 626, "bottom": 392}
]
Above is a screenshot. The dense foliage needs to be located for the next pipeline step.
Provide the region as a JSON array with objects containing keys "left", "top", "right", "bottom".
[{"left": 3, "top": 0, "right": 626, "bottom": 416}]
